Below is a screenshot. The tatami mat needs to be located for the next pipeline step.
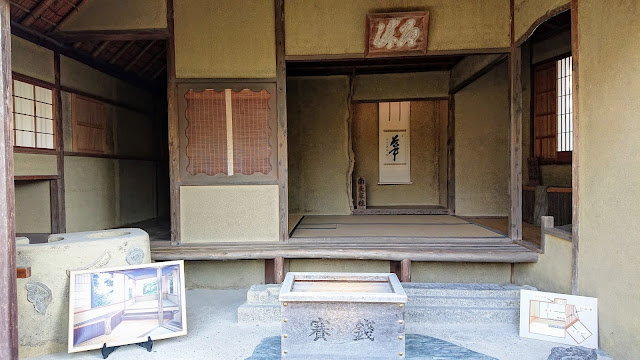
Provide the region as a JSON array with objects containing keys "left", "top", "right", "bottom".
[{"left": 291, "top": 215, "right": 506, "bottom": 239}]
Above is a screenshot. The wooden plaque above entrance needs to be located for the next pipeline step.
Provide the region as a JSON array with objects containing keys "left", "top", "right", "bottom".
[{"left": 365, "top": 11, "right": 429, "bottom": 58}]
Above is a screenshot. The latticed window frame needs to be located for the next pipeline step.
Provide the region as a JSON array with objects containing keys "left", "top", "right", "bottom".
[{"left": 177, "top": 82, "right": 278, "bottom": 185}]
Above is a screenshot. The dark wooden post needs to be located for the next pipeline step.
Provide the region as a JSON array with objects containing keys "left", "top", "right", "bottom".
[
  {"left": 570, "top": 0, "right": 580, "bottom": 296},
  {"left": 0, "top": 0, "right": 18, "bottom": 357},
  {"left": 53, "top": 52, "right": 65, "bottom": 233},
  {"left": 275, "top": 0, "right": 288, "bottom": 242},
  {"left": 508, "top": 47, "right": 523, "bottom": 241},
  {"left": 166, "top": 0, "right": 180, "bottom": 245}
]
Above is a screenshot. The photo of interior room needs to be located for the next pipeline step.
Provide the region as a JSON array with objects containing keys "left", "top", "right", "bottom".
[{"left": 69, "top": 262, "right": 184, "bottom": 352}]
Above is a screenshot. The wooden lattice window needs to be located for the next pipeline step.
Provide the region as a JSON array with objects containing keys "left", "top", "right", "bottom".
[
  {"left": 533, "top": 55, "right": 573, "bottom": 164},
  {"left": 12, "top": 79, "right": 55, "bottom": 149},
  {"left": 72, "top": 94, "right": 107, "bottom": 154},
  {"left": 184, "top": 88, "right": 272, "bottom": 177},
  {"left": 184, "top": 89, "right": 228, "bottom": 176},
  {"left": 232, "top": 89, "right": 272, "bottom": 175}
]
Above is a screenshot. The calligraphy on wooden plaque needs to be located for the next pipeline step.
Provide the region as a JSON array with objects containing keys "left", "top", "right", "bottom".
[{"left": 365, "top": 11, "right": 429, "bottom": 58}]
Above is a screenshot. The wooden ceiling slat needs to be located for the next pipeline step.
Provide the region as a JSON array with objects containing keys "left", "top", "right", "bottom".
[
  {"left": 20, "top": 0, "right": 54, "bottom": 26},
  {"left": 140, "top": 47, "right": 166, "bottom": 75},
  {"left": 91, "top": 40, "right": 110, "bottom": 58},
  {"left": 125, "top": 40, "right": 156, "bottom": 71},
  {"left": 52, "top": 0, "right": 86, "bottom": 31},
  {"left": 109, "top": 41, "right": 134, "bottom": 64}
]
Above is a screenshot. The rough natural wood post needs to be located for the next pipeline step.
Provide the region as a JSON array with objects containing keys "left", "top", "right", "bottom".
[
  {"left": 0, "top": 0, "right": 17, "bottom": 357},
  {"left": 275, "top": 0, "right": 288, "bottom": 241},
  {"left": 166, "top": 0, "right": 180, "bottom": 245},
  {"left": 508, "top": 47, "right": 523, "bottom": 241},
  {"left": 570, "top": 0, "right": 580, "bottom": 296},
  {"left": 265, "top": 256, "right": 286, "bottom": 284}
]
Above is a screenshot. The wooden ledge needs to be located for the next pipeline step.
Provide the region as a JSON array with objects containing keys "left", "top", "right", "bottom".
[{"left": 151, "top": 240, "right": 538, "bottom": 263}]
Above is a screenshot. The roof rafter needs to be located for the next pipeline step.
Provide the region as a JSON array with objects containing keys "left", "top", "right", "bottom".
[
  {"left": 51, "top": 29, "right": 170, "bottom": 42},
  {"left": 125, "top": 40, "right": 157, "bottom": 72},
  {"left": 20, "top": 0, "right": 55, "bottom": 27}
]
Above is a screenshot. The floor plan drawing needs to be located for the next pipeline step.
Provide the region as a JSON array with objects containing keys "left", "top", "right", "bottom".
[{"left": 520, "top": 290, "right": 598, "bottom": 349}]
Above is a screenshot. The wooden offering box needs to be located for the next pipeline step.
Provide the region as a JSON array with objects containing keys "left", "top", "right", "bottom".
[{"left": 279, "top": 272, "right": 408, "bottom": 359}]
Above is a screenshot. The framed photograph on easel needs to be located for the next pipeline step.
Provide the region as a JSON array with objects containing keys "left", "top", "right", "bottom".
[{"left": 68, "top": 260, "right": 187, "bottom": 353}]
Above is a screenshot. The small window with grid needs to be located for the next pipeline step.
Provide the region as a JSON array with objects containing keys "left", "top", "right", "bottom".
[
  {"left": 532, "top": 55, "right": 573, "bottom": 163},
  {"left": 557, "top": 56, "right": 573, "bottom": 152},
  {"left": 12, "top": 79, "right": 55, "bottom": 149}
]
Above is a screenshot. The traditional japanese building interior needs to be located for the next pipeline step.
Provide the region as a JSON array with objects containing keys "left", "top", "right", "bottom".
[{"left": 1, "top": 0, "right": 638, "bottom": 359}]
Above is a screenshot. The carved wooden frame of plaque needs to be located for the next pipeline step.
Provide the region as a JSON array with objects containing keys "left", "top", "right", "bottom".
[{"left": 365, "top": 11, "right": 430, "bottom": 58}]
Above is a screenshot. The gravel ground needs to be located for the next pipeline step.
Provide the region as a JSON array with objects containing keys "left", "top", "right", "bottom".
[{"left": 29, "top": 289, "right": 611, "bottom": 360}]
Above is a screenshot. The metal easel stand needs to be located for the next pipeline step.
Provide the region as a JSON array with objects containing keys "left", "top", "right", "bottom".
[{"left": 101, "top": 336, "right": 153, "bottom": 359}]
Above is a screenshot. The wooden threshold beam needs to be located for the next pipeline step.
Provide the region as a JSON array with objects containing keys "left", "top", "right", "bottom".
[{"left": 50, "top": 29, "right": 170, "bottom": 42}]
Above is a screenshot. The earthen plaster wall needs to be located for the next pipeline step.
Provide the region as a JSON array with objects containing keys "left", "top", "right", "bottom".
[
  {"left": 173, "top": 0, "right": 276, "bottom": 78},
  {"left": 454, "top": 62, "right": 509, "bottom": 216},
  {"left": 576, "top": 1, "right": 640, "bottom": 358},
  {"left": 285, "top": 0, "right": 510, "bottom": 56},
  {"left": 513, "top": 0, "right": 570, "bottom": 43},
  {"left": 514, "top": 234, "right": 572, "bottom": 294}
]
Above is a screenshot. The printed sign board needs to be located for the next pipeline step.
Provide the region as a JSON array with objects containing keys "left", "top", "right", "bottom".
[{"left": 519, "top": 289, "right": 598, "bottom": 349}]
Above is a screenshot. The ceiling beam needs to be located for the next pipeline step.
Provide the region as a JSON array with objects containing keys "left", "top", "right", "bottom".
[
  {"left": 50, "top": 29, "right": 169, "bottom": 42},
  {"left": 125, "top": 40, "right": 157, "bottom": 72},
  {"left": 11, "top": 20, "right": 162, "bottom": 94},
  {"left": 20, "top": 0, "right": 55, "bottom": 27}
]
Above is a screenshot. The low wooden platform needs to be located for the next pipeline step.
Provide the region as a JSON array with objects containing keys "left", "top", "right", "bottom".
[{"left": 151, "top": 239, "right": 538, "bottom": 263}]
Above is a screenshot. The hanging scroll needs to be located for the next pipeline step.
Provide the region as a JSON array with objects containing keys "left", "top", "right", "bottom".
[
  {"left": 366, "top": 11, "right": 430, "bottom": 58},
  {"left": 379, "top": 102, "right": 411, "bottom": 184}
]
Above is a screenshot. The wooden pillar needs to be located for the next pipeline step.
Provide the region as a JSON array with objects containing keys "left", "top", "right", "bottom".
[
  {"left": 447, "top": 95, "right": 455, "bottom": 214},
  {"left": 570, "top": 0, "right": 580, "bottom": 295},
  {"left": 0, "top": 0, "right": 18, "bottom": 357},
  {"left": 508, "top": 47, "right": 523, "bottom": 241},
  {"left": 166, "top": 0, "right": 180, "bottom": 245},
  {"left": 275, "top": 0, "right": 288, "bottom": 241},
  {"left": 53, "top": 52, "right": 65, "bottom": 233},
  {"left": 390, "top": 259, "right": 411, "bottom": 282},
  {"left": 265, "top": 256, "right": 286, "bottom": 284}
]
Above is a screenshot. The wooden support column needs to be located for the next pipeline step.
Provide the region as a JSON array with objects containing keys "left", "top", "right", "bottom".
[
  {"left": 275, "top": 0, "right": 288, "bottom": 241},
  {"left": 53, "top": 52, "right": 65, "bottom": 233},
  {"left": 265, "top": 256, "right": 286, "bottom": 284},
  {"left": 570, "top": 0, "right": 580, "bottom": 295},
  {"left": 166, "top": 0, "right": 180, "bottom": 245},
  {"left": 447, "top": 95, "right": 456, "bottom": 214},
  {"left": 508, "top": 47, "right": 523, "bottom": 241},
  {"left": 0, "top": 0, "right": 18, "bottom": 357},
  {"left": 390, "top": 260, "right": 411, "bottom": 282}
]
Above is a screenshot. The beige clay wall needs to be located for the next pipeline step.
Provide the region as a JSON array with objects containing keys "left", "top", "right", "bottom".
[
  {"left": 577, "top": 1, "right": 640, "bottom": 358},
  {"left": 185, "top": 261, "right": 266, "bottom": 289},
  {"left": 58, "top": 0, "right": 166, "bottom": 31},
  {"left": 287, "top": 76, "right": 352, "bottom": 215},
  {"left": 14, "top": 181, "right": 51, "bottom": 234},
  {"left": 180, "top": 185, "right": 280, "bottom": 243},
  {"left": 412, "top": 262, "right": 511, "bottom": 283},
  {"left": 352, "top": 72, "right": 449, "bottom": 101},
  {"left": 454, "top": 63, "right": 509, "bottom": 216},
  {"left": 10, "top": 35, "right": 54, "bottom": 83},
  {"left": 173, "top": 0, "right": 275, "bottom": 78},
  {"left": 514, "top": 234, "right": 572, "bottom": 294},
  {"left": 352, "top": 101, "right": 442, "bottom": 206},
  {"left": 513, "top": 0, "right": 569, "bottom": 43},
  {"left": 286, "top": 0, "right": 510, "bottom": 56}
]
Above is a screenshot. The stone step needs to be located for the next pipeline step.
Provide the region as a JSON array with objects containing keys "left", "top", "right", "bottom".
[
  {"left": 238, "top": 283, "right": 534, "bottom": 324},
  {"left": 407, "top": 295, "right": 519, "bottom": 308},
  {"left": 406, "top": 306, "right": 519, "bottom": 324}
]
